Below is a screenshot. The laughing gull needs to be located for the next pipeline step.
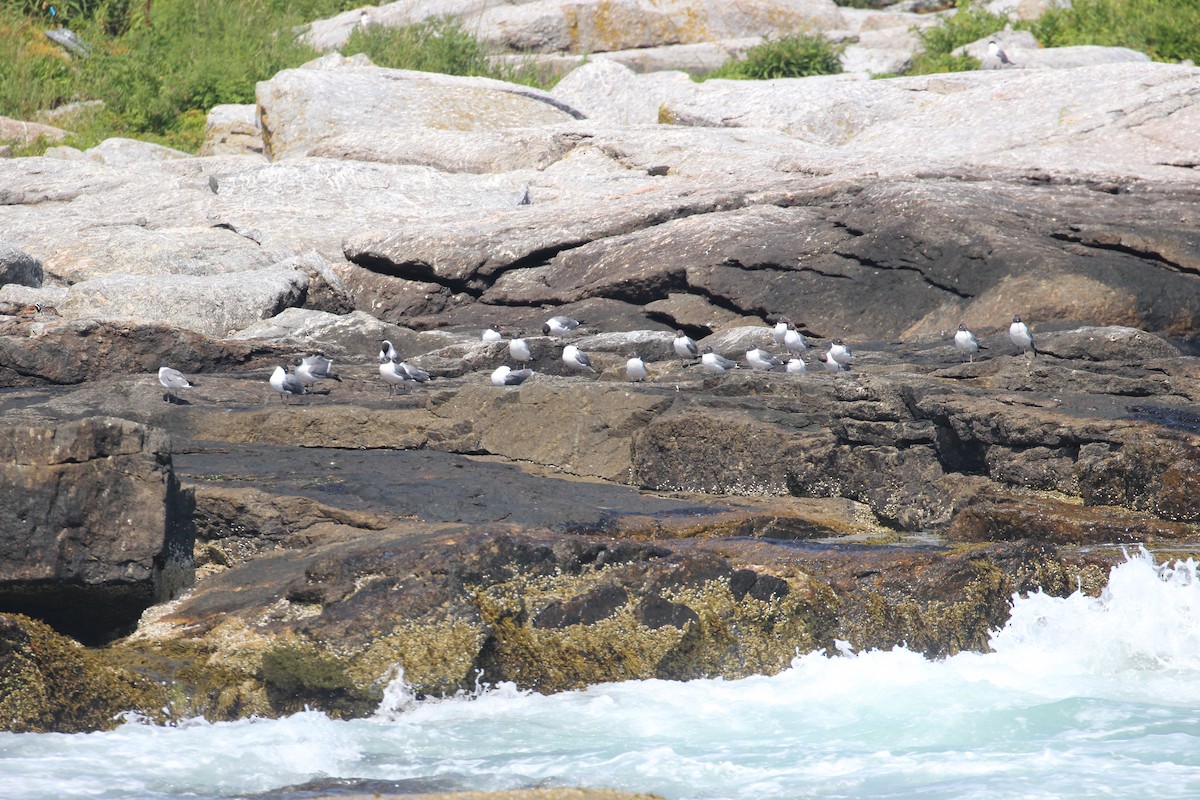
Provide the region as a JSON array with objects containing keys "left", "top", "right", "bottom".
[
  {"left": 1009, "top": 315, "right": 1037, "bottom": 356},
  {"left": 398, "top": 359, "right": 430, "bottom": 383},
  {"left": 819, "top": 352, "right": 846, "bottom": 373},
  {"left": 509, "top": 333, "right": 533, "bottom": 365},
  {"left": 673, "top": 330, "right": 700, "bottom": 360},
  {"left": 293, "top": 355, "right": 341, "bottom": 386},
  {"left": 543, "top": 316, "right": 582, "bottom": 336},
  {"left": 625, "top": 352, "right": 648, "bottom": 382},
  {"left": 988, "top": 40, "right": 1014, "bottom": 67},
  {"left": 746, "top": 347, "right": 784, "bottom": 371},
  {"left": 701, "top": 346, "right": 738, "bottom": 375},
  {"left": 492, "top": 365, "right": 534, "bottom": 386},
  {"left": 270, "top": 365, "right": 309, "bottom": 403},
  {"left": 157, "top": 366, "right": 194, "bottom": 402},
  {"left": 562, "top": 343, "right": 596, "bottom": 374},
  {"left": 828, "top": 339, "right": 853, "bottom": 367},
  {"left": 379, "top": 340, "right": 399, "bottom": 363},
  {"left": 954, "top": 324, "right": 986, "bottom": 362},
  {"left": 379, "top": 357, "right": 411, "bottom": 395},
  {"left": 784, "top": 323, "right": 808, "bottom": 356},
  {"left": 772, "top": 316, "right": 789, "bottom": 346},
  {"left": 786, "top": 357, "right": 807, "bottom": 374},
  {"left": 482, "top": 325, "right": 504, "bottom": 343}
]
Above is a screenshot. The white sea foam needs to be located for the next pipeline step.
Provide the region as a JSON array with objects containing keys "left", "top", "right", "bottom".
[{"left": 4, "top": 548, "right": 1200, "bottom": 800}]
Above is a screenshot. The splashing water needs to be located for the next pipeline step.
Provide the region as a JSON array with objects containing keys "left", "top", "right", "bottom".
[{"left": 4, "top": 548, "right": 1200, "bottom": 800}]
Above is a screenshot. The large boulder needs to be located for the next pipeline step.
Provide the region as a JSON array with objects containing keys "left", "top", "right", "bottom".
[
  {"left": 256, "top": 61, "right": 585, "bottom": 165},
  {"left": 0, "top": 417, "right": 195, "bottom": 644}
]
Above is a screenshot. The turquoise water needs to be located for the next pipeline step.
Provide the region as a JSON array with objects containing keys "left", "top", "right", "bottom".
[{"left": 4, "top": 548, "right": 1200, "bottom": 799}]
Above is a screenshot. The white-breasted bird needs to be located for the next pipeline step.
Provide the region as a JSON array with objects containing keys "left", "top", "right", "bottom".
[
  {"left": 379, "top": 357, "right": 411, "bottom": 395},
  {"left": 746, "top": 347, "right": 784, "bottom": 371},
  {"left": 158, "top": 366, "right": 194, "bottom": 402},
  {"left": 492, "top": 365, "right": 534, "bottom": 386},
  {"left": 1009, "top": 315, "right": 1036, "bottom": 356},
  {"left": 379, "top": 339, "right": 399, "bottom": 363},
  {"left": 772, "top": 316, "right": 790, "bottom": 346},
  {"left": 673, "top": 330, "right": 700, "bottom": 360},
  {"left": 398, "top": 360, "right": 430, "bottom": 383},
  {"left": 954, "top": 324, "right": 986, "bottom": 362},
  {"left": 829, "top": 339, "right": 853, "bottom": 367},
  {"left": 543, "top": 316, "right": 582, "bottom": 336},
  {"left": 701, "top": 346, "right": 738, "bottom": 375},
  {"left": 562, "top": 344, "right": 596, "bottom": 374},
  {"left": 482, "top": 325, "right": 504, "bottom": 343},
  {"left": 819, "top": 352, "right": 846, "bottom": 373},
  {"left": 786, "top": 357, "right": 807, "bottom": 374},
  {"left": 783, "top": 323, "right": 808, "bottom": 356},
  {"left": 988, "top": 40, "right": 1014, "bottom": 67},
  {"left": 625, "top": 352, "right": 648, "bottom": 382},
  {"left": 509, "top": 333, "right": 532, "bottom": 365},
  {"left": 270, "top": 365, "right": 308, "bottom": 403},
  {"left": 293, "top": 355, "right": 341, "bottom": 386}
]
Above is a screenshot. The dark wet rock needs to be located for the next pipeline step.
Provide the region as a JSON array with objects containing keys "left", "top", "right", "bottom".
[
  {"left": 0, "top": 417, "right": 195, "bottom": 644},
  {"left": 948, "top": 488, "right": 1200, "bottom": 545},
  {"left": 0, "top": 319, "right": 275, "bottom": 387},
  {"left": 0, "top": 242, "right": 42, "bottom": 288}
]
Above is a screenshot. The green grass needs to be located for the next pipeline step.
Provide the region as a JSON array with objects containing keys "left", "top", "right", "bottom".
[
  {"left": 702, "top": 32, "right": 844, "bottom": 80},
  {"left": 342, "top": 15, "right": 552, "bottom": 88},
  {"left": 1026, "top": 0, "right": 1200, "bottom": 63},
  {"left": 903, "top": 0, "right": 1200, "bottom": 77},
  {"left": 0, "top": 1, "right": 542, "bottom": 154},
  {"left": 905, "top": 2, "right": 1007, "bottom": 75}
]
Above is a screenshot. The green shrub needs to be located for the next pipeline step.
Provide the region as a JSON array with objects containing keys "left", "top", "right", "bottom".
[
  {"left": 1026, "top": 0, "right": 1200, "bottom": 63},
  {"left": 703, "top": 32, "right": 844, "bottom": 80},
  {"left": 343, "top": 16, "right": 551, "bottom": 88},
  {"left": 906, "top": 2, "right": 1009, "bottom": 75}
]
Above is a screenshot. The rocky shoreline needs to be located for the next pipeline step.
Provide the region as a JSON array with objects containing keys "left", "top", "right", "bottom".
[{"left": 2, "top": 49, "right": 1199, "bottom": 737}]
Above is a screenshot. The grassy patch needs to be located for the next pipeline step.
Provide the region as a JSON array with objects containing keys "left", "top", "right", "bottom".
[
  {"left": 1026, "top": 0, "right": 1200, "bottom": 63},
  {"left": 0, "top": 1, "right": 537, "bottom": 154},
  {"left": 702, "top": 32, "right": 845, "bottom": 80},
  {"left": 905, "top": 2, "right": 1008, "bottom": 75},
  {"left": 343, "top": 15, "right": 552, "bottom": 88}
]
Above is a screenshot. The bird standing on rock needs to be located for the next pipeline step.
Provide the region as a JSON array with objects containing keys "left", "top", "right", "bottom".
[
  {"left": 988, "top": 40, "right": 1014, "bottom": 67},
  {"left": 701, "top": 346, "right": 738, "bottom": 375},
  {"left": 746, "top": 347, "right": 784, "bottom": 371},
  {"left": 509, "top": 333, "right": 532, "bottom": 365},
  {"left": 786, "top": 357, "right": 807, "bottom": 374},
  {"left": 158, "top": 366, "right": 194, "bottom": 403},
  {"left": 544, "top": 316, "right": 582, "bottom": 336},
  {"left": 562, "top": 344, "right": 596, "bottom": 374},
  {"left": 673, "top": 330, "right": 699, "bottom": 360},
  {"left": 379, "top": 357, "right": 412, "bottom": 395},
  {"left": 625, "top": 352, "right": 648, "bottom": 382},
  {"left": 828, "top": 339, "right": 853, "bottom": 367},
  {"left": 954, "top": 324, "right": 986, "bottom": 362},
  {"left": 819, "top": 352, "right": 846, "bottom": 373},
  {"left": 482, "top": 325, "right": 504, "bottom": 343},
  {"left": 270, "top": 365, "right": 308, "bottom": 403},
  {"left": 492, "top": 365, "right": 534, "bottom": 386},
  {"left": 784, "top": 323, "right": 808, "bottom": 356},
  {"left": 294, "top": 355, "right": 341, "bottom": 387},
  {"left": 772, "top": 316, "right": 790, "bottom": 346},
  {"left": 1009, "top": 315, "right": 1037, "bottom": 356}
]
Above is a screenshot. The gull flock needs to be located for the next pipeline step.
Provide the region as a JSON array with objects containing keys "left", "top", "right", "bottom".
[{"left": 157, "top": 315, "right": 1040, "bottom": 404}]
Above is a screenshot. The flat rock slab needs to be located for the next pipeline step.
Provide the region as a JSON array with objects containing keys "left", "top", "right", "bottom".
[{"left": 176, "top": 443, "right": 720, "bottom": 531}]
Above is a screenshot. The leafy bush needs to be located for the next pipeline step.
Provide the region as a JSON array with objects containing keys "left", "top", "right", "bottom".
[
  {"left": 343, "top": 16, "right": 551, "bottom": 87},
  {"left": 906, "top": 2, "right": 1009, "bottom": 75},
  {"left": 703, "top": 32, "right": 844, "bottom": 80},
  {"left": 1027, "top": 0, "right": 1200, "bottom": 63}
]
